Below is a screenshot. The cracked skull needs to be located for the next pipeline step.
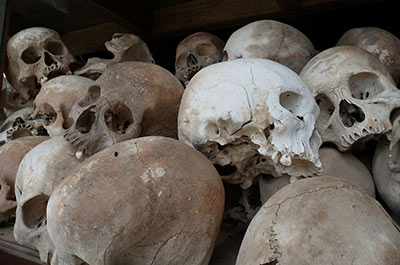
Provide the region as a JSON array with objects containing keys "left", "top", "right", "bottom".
[
  {"left": 223, "top": 20, "right": 316, "bottom": 73},
  {"left": 65, "top": 61, "right": 184, "bottom": 156},
  {"left": 300, "top": 46, "right": 400, "bottom": 151},
  {"left": 236, "top": 176, "right": 400, "bottom": 265},
  {"left": 75, "top": 33, "right": 154, "bottom": 80},
  {"left": 175, "top": 32, "right": 225, "bottom": 85},
  {"left": 14, "top": 137, "right": 81, "bottom": 264},
  {"left": 6, "top": 27, "right": 76, "bottom": 102},
  {"left": 32, "top": 75, "right": 96, "bottom": 137},
  {"left": 47, "top": 136, "right": 224, "bottom": 265},
  {"left": 178, "top": 58, "right": 321, "bottom": 189}
]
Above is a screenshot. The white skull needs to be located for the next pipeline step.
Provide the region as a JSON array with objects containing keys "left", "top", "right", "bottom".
[
  {"left": 300, "top": 46, "right": 400, "bottom": 151},
  {"left": 337, "top": 27, "right": 400, "bottom": 84},
  {"left": 223, "top": 20, "right": 316, "bottom": 73},
  {"left": 0, "top": 107, "right": 49, "bottom": 146},
  {"left": 6, "top": 27, "right": 76, "bottom": 101},
  {"left": 32, "top": 75, "right": 95, "bottom": 137},
  {"left": 14, "top": 136, "right": 80, "bottom": 264},
  {"left": 175, "top": 32, "right": 225, "bottom": 85},
  {"left": 178, "top": 58, "right": 321, "bottom": 188},
  {"left": 74, "top": 33, "right": 154, "bottom": 80}
]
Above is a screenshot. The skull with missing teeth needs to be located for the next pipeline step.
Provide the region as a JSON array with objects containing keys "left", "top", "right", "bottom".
[
  {"left": 300, "top": 46, "right": 400, "bottom": 151},
  {"left": 178, "top": 58, "right": 322, "bottom": 188},
  {"left": 6, "top": 27, "right": 76, "bottom": 101}
]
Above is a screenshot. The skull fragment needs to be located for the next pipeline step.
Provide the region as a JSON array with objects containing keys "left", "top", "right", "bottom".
[
  {"left": 175, "top": 32, "right": 225, "bottom": 85},
  {"left": 178, "top": 58, "right": 321, "bottom": 188},
  {"left": 6, "top": 27, "right": 76, "bottom": 101},
  {"left": 65, "top": 62, "right": 184, "bottom": 156},
  {"left": 300, "top": 46, "right": 400, "bottom": 151}
]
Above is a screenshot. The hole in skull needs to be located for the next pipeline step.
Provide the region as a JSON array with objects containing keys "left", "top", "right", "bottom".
[
  {"left": 279, "top": 92, "right": 303, "bottom": 115},
  {"left": 44, "top": 41, "right": 65, "bottom": 55},
  {"left": 114, "top": 152, "right": 118, "bottom": 157},
  {"left": 78, "top": 86, "right": 101, "bottom": 107},
  {"left": 214, "top": 164, "right": 237, "bottom": 176},
  {"left": 339, "top": 100, "right": 365, "bottom": 127},
  {"left": 22, "top": 195, "right": 49, "bottom": 229},
  {"left": 316, "top": 94, "right": 335, "bottom": 121},
  {"left": 44, "top": 52, "right": 56, "bottom": 66},
  {"left": 21, "top": 47, "right": 41, "bottom": 64},
  {"left": 76, "top": 107, "right": 96, "bottom": 134},
  {"left": 187, "top": 53, "right": 198, "bottom": 67},
  {"left": 104, "top": 103, "right": 133, "bottom": 134},
  {"left": 349, "top": 72, "right": 384, "bottom": 100},
  {"left": 196, "top": 43, "right": 215, "bottom": 56}
]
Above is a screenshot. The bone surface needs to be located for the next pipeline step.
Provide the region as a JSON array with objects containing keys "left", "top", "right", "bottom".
[
  {"left": 75, "top": 33, "right": 154, "bottom": 80},
  {"left": 223, "top": 20, "right": 316, "bottom": 73},
  {"left": 175, "top": 32, "right": 225, "bottom": 85},
  {"left": 32, "top": 75, "right": 96, "bottom": 137},
  {"left": 300, "top": 46, "right": 400, "bottom": 151},
  {"left": 65, "top": 61, "right": 184, "bottom": 156},
  {"left": 236, "top": 176, "right": 400, "bottom": 265},
  {"left": 6, "top": 27, "right": 76, "bottom": 102},
  {"left": 337, "top": 27, "right": 400, "bottom": 84},
  {"left": 14, "top": 136, "right": 81, "bottom": 263},
  {"left": 0, "top": 136, "right": 48, "bottom": 222},
  {"left": 47, "top": 136, "right": 224, "bottom": 265},
  {"left": 178, "top": 58, "right": 321, "bottom": 188}
]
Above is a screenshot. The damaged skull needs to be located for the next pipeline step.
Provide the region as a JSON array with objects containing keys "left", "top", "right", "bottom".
[
  {"left": 300, "top": 46, "right": 400, "bottom": 151},
  {"left": 65, "top": 61, "right": 184, "bottom": 156},
  {"left": 75, "top": 33, "right": 154, "bottom": 80},
  {"left": 175, "top": 32, "right": 225, "bottom": 85},
  {"left": 32, "top": 75, "right": 96, "bottom": 137},
  {"left": 178, "top": 58, "right": 321, "bottom": 188},
  {"left": 6, "top": 27, "right": 76, "bottom": 101}
]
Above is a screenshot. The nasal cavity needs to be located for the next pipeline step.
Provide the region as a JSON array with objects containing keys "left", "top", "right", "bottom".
[
  {"left": 187, "top": 54, "right": 198, "bottom": 67},
  {"left": 44, "top": 52, "right": 55, "bottom": 66},
  {"left": 339, "top": 100, "right": 365, "bottom": 127}
]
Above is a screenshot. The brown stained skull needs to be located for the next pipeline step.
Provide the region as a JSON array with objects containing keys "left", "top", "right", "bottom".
[
  {"left": 175, "top": 32, "right": 225, "bottom": 85},
  {"left": 6, "top": 27, "right": 77, "bottom": 102},
  {"left": 65, "top": 62, "right": 184, "bottom": 156}
]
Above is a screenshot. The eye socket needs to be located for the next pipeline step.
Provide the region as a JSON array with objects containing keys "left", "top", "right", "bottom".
[
  {"left": 44, "top": 41, "right": 65, "bottom": 55},
  {"left": 316, "top": 94, "right": 335, "bottom": 121},
  {"left": 348, "top": 72, "right": 385, "bottom": 100},
  {"left": 279, "top": 92, "right": 303, "bottom": 115},
  {"left": 196, "top": 43, "right": 215, "bottom": 56},
  {"left": 22, "top": 194, "right": 49, "bottom": 229},
  {"left": 21, "top": 47, "right": 41, "bottom": 64},
  {"left": 104, "top": 103, "right": 133, "bottom": 134}
]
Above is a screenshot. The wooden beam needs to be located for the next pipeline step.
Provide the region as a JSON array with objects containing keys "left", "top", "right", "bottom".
[{"left": 62, "top": 22, "right": 133, "bottom": 56}]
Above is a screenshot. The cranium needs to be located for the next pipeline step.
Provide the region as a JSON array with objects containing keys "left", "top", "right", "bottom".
[
  {"left": 47, "top": 136, "right": 224, "bottom": 265},
  {"left": 300, "top": 46, "right": 400, "bottom": 151},
  {"left": 223, "top": 20, "right": 316, "bottom": 73},
  {"left": 14, "top": 136, "right": 81, "bottom": 263},
  {"left": 32, "top": 75, "right": 96, "bottom": 137},
  {"left": 1, "top": 73, "right": 32, "bottom": 112},
  {"left": 178, "top": 58, "right": 321, "bottom": 189},
  {"left": 6, "top": 27, "right": 76, "bottom": 101},
  {"left": 0, "top": 136, "right": 48, "bottom": 222},
  {"left": 74, "top": 33, "right": 154, "bottom": 80},
  {"left": 0, "top": 107, "right": 49, "bottom": 146},
  {"left": 236, "top": 177, "right": 400, "bottom": 265},
  {"left": 175, "top": 32, "right": 225, "bottom": 85},
  {"left": 65, "top": 61, "right": 184, "bottom": 157},
  {"left": 337, "top": 27, "right": 400, "bottom": 84}
]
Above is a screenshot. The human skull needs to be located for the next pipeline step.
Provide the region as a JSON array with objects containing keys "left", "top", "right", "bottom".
[
  {"left": 14, "top": 136, "right": 81, "bottom": 263},
  {"left": 0, "top": 136, "right": 48, "bottom": 222},
  {"left": 223, "top": 20, "right": 316, "bottom": 73},
  {"left": 1, "top": 73, "right": 32, "bottom": 111},
  {"left": 0, "top": 107, "right": 49, "bottom": 146},
  {"left": 74, "top": 33, "right": 154, "bottom": 80},
  {"left": 178, "top": 58, "right": 321, "bottom": 189},
  {"left": 236, "top": 176, "right": 400, "bottom": 265},
  {"left": 65, "top": 61, "right": 184, "bottom": 157},
  {"left": 32, "top": 75, "right": 95, "bottom": 137},
  {"left": 175, "top": 32, "right": 225, "bottom": 85},
  {"left": 300, "top": 46, "right": 400, "bottom": 151},
  {"left": 6, "top": 27, "right": 76, "bottom": 101},
  {"left": 337, "top": 27, "right": 400, "bottom": 84},
  {"left": 47, "top": 136, "right": 224, "bottom": 265}
]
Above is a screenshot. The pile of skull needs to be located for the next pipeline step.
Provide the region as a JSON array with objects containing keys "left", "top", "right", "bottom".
[{"left": 0, "top": 20, "right": 400, "bottom": 265}]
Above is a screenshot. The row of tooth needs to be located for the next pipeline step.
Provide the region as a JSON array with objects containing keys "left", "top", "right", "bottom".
[{"left": 341, "top": 123, "right": 388, "bottom": 147}]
